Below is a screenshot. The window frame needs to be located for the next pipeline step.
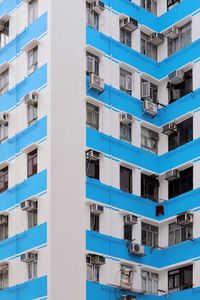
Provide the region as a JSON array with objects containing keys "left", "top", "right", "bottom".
[
  {"left": 0, "top": 166, "right": 8, "bottom": 193},
  {"left": 142, "top": 222, "right": 159, "bottom": 248},
  {"left": 120, "top": 166, "right": 132, "bottom": 194},
  {"left": 86, "top": 102, "right": 99, "bottom": 130},
  {"left": 28, "top": 0, "right": 38, "bottom": 25},
  {"left": 27, "top": 149, "right": 38, "bottom": 178}
]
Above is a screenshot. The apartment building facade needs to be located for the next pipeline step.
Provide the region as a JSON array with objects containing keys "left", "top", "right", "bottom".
[{"left": 0, "top": 0, "right": 200, "bottom": 299}]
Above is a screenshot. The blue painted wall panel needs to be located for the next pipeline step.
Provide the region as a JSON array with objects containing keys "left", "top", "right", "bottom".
[
  {"left": 0, "top": 276, "right": 47, "bottom": 300},
  {"left": 0, "top": 169, "right": 47, "bottom": 212}
]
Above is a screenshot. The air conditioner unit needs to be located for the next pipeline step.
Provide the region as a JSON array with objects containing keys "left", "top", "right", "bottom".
[
  {"left": 20, "top": 200, "right": 36, "bottom": 212},
  {"left": 121, "top": 296, "right": 136, "bottom": 300},
  {"left": 129, "top": 243, "right": 145, "bottom": 256},
  {"left": 176, "top": 213, "right": 193, "bottom": 226},
  {"left": 150, "top": 32, "right": 165, "bottom": 46},
  {"left": 0, "top": 264, "right": 8, "bottom": 274},
  {"left": 0, "top": 112, "right": 8, "bottom": 125},
  {"left": 162, "top": 123, "right": 177, "bottom": 136},
  {"left": 124, "top": 215, "right": 138, "bottom": 225},
  {"left": 93, "top": 0, "right": 105, "bottom": 14},
  {"left": 89, "top": 74, "right": 104, "bottom": 92},
  {"left": 91, "top": 255, "right": 105, "bottom": 265},
  {"left": 168, "top": 70, "right": 184, "bottom": 85},
  {"left": 20, "top": 252, "right": 36, "bottom": 263},
  {"left": 120, "top": 17, "right": 138, "bottom": 32},
  {"left": 23, "top": 92, "right": 38, "bottom": 105},
  {"left": 166, "top": 26, "right": 179, "bottom": 39},
  {"left": 120, "top": 113, "right": 133, "bottom": 124},
  {"left": 0, "top": 215, "right": 8, "bottom": 225},
  {"left": 143, "top": 100, "right": 157, "bottom": 116},
  {"left": 90, "top": 204, "right": 104, "bottom": 215},
  {"left": 86, "top": 149, "right": 100, "bottom": 161},
  {"left": 165, "top": 169, "right": 180, "bottom": 181}
]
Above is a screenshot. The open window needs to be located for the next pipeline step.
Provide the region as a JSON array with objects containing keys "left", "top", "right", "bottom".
[
  {"left": 86, "top": 102, "right": 99, "bottom": 130},
  {"left": 0, "top": 214, "right": 8, "bottom": 241},
  {"left": 90, "top": 204, "right": 104, "bottom": 232},
  {"left": 141, "top": 126, "right": 159, "bottom": 154},
  {"left": 86, "top": 150, "right": 100, "bottom": 180},
  {"left": 167, "top": 0, "right": 181, "bottom": 10},
  {"left": 168, "top": 265, "right": 192, "bottom": 292},
  {"left": 168, "top": 22, "right": 191, "bottom": 56},
  {"left": 0, "top": 69, "right": 9, "bottom": 96},
  {"left": 142, "top": 222, "right": 158, "bottom": 247},
  {"left": 0, "top": 263, "right": 8, "bottom": 290},
  {"left": 120, "top": 166, "right": 132, "bottom": 193},
  {"left": 168, "top": 117, "right": 193, "bottom": 151},
  {"left": 169, "top": 221, "right": 193, "bottom": 246},
  {"left": 168, "top": 69, "right": 193, "bottom": 103},
  {"left": 141, "top": 173, "right": 159, "bottom": 202},
  {"left": 168, "top": 166, "right": 193, "bottom": 199},
  {"left": 141, "top": 79, "right": 158, "bottom": 104},
  {"left": 0, "top": 112, "right": 8, "bottom": 143},
  {"left": 86, "top": 1, "right": 104, "bottom": 30},
  {"left": 141, "top": 0, "right": 157, "bottom": 15},
  {"left": 0, "top": 166, "right": 8, "bottom": 193},
  {"left": 86, "top": 254, "right": 105, "bottom": 282},
  {"left": 28, "top": 0, "right": 38, "bottom": 25},
  {"left": 0, "top": 19, "right": 9, "bottom": 49}
]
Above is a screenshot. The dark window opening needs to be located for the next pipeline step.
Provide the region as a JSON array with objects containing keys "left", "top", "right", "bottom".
[
  {"left": 27, "top": 149, "right": 38, "bottom": 177},
  {"left": 168, "top": 69, "right": 193, "bottom": 103},
  {"left": 169, "top": 117, "right": 193, "bottom": 151},
  {"left": 90, "top": 213, "right": 99, "bottom": 232},
  {"left": 169, "top": 167, "right": 193, "bottom": 199},
  {"left": 86, "top": 157, "right": 99, "bottom": 180},
  {"left": 141, "top": 174, "right": 159, "bottom": 202},
  {"left": 168, "top": 265, "right": 193, "bottom": 292},
  {"left": 120, "top": 166, "right": 132, "bottom": 193},
  {"left": 124, "top": 224, "right": 132, "bottom": 241},
  {"left": 141, "top": 32, "right": 157, "bottom": 61},
  {"left": 0, "top": 167, "right": 8, "bottom": 193},
  {"left": 167, "top": 0, "right": 181, "bottom": 10},
  {"left": 86, "top": 102, "right": 99, "bottom": 130}
]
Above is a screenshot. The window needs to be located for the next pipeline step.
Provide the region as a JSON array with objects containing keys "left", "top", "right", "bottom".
[
  {"left": 168, "top": 265, "right": 192, "bottom": 292},
  {"left": 86, "top": 153, "right": 100, "bottom": 180},
  {"left": 86, "top": 52, "right": 99, "bottom": 75},
  {"left": 169, "top": 118, "right": 193, "bottom": 151},
  {"left": 169, "top": 222, "right": 193, "bottom": 246},
  {"left": 141, "top": 127, "right": 159, "bottom": 154},
  {"left": 86, "top": 103, "right": 99, "bottom": 130},
  {"left": 0, "top": 69, "right": 9, "bottom": 96},
  {"left": 0, "top": 120, "right": 8, "bottom": 143},
  {"left": 141, "top": 32, "right": 157, "bottom": 61},
  {"left": 124, "top": 224, "right": 132, "bottom": 241},
  {"left": 90, "top": 213, "right": 99, "bottom": 232},
  {"left": 142, "top": 271, "right": 159, "bottom": 294},
  {"left": 0, "top": 167, "right": 8, "bottom": 193},
  {"left": 86, "top": 257, "right": 100, "bottom": 282},
  {"left": 27, "top": 149, "right": 38, "bottom": 178},
  {"left": 141, "top": 0, "right": 157, "bottom": 15},
  {"left": 0, "top": 216, "right": 8, "bottom": 241},
  {"left": 120, "top": 68, "right": 133, "bottom": 95},
  {"left": 0, "top": 21, "right": 9, "bottom": 49},
  {"left": 28, "top": 46, "right": 38, "bottom": 75},
  {"left": 120, "top": 265, "right": 133, "bottom": 289},
  {"left": 141, "top": 79, "right": 158, "bottom": 104},
  {"left": 120, "top": 29, "right": 132, "bottom": 47},
  {"left": 28, "top": 202, "right": 38, "bottom": 229},
  {"left": 168, "top": 69, "right": 193, "bottom": 103},
  {"left": 168, "top": 22, "right": 191, "bottom": 56},
  {"left": 28, "top": 0, "right": 38, "bottom": 25},
  {"left": 141, "top": 174, "right": 159, "bottom": 202},
  {"left": 28, "top": 254, "right": 38, "bottom": 280},
  {"left": 27, "top": 101, "right": 38, "bottom": 125},
  {"left": 120, "top": 166, "right": 132, "bottom": 193},
  {"left": 120, "top": 122, "right": 132, "bottom": 143},
  {"left": 167, "top": 0, "right": 181, "bottom": 10},
  {"left": 169, "top": 167, "right": 193, "bottom": 199},
  {"left": 0, "top": 265, "right": 8, "bottom": 289},
  {"left": 86, "top": 2, "right": 99, "bottom": 30},
  {"left": 142, "top": 222, "right": 158, "bottom": 248}
]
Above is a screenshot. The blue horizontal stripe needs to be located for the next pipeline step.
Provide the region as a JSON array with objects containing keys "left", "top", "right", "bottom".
[
  {"left": 0, "top": 169, "right": 47, "bottom": 212},
  {"left": 87, "top": 127, "right": 200, "bottom": 173},
  {"left": 104, "top": 0, "right": 200, "bottom": 32},
  {"left": 87, "top": 26, "right": 200, "bottom": 80},
  {"left": 0, "top": 12, "right": 47, "bottom": 66},
  {"left": 0, "top": 116, "right": 47, "bottom": 163},
  {"left": 0, "top": 222, "right": 46, "bottom": 261},
  {"left": 87, "top": 230, "right": 200, "bottom": 268},
  {"left": 0, "top": 0, "right": 22, "bottom": 18},
  {"left": 87, "top": 281, "right": 200, "bottom": 300},
  {"left": 87, "top": 77, "right": 200, "bottom": 127},
  {"left": 0, "top": 276, "right": 47, "bottom": 300},
  {"left": 0, "top": 64, "right": 47, "bottom": 112},
  {"left": 86, "top": 177, "right": 200, "bottom": 221}
]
